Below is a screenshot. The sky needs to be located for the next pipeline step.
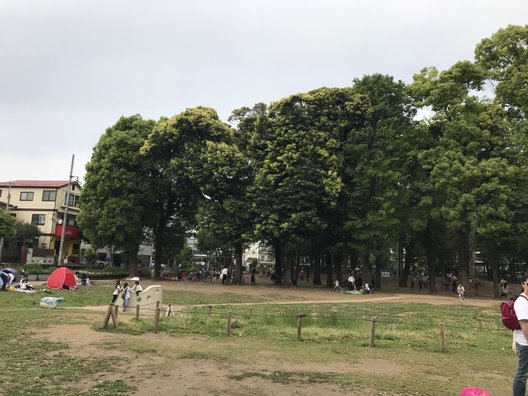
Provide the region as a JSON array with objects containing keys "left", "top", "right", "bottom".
[{"left": 0, "top": 0, "right": 527, "bottom": 183}]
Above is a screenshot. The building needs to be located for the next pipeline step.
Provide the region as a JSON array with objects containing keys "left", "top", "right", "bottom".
[{"left": 0, "top": 180, "right": 82, "bottom": 265}]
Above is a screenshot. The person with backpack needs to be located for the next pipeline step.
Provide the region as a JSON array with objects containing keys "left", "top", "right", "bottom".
[{"left": 513, "top": 276, "right": 528, "bottom": 396}]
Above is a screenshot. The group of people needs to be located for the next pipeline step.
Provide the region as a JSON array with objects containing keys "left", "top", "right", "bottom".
[
  {"left": 0, "top": 269, "right": 37, "bottom": 292},
  {"left": 111, "top": 280, "right": 143, "bottom": 311},
  {"left": 334, "top": 270, "right": 373, "bottom": 294}
]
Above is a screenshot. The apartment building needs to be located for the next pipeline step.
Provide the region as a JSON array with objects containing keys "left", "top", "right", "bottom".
[{"left": 0, "top": 180, "right": 82, "bottom": 264}]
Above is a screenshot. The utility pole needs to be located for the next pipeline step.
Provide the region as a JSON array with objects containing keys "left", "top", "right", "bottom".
[
  {"left": 0, "top": 182, "right": 12, "bottom": 264},
  {"left": 58, "top": 154, "right": 74, "bottom": 266}
]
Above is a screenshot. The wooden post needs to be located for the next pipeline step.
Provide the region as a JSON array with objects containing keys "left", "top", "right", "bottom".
[
  {"left": 296, "top": 314, "right": 305, "bottom": 341},
  {"left": 166, "top": 304, "right": 172, "bottom": 317},
  {"left": 103, "top": 304, "right": 113, "bottom": 328},
  {"left": 439, "top": 324, "right": 446, "bottom": 352},
  {"left": 478, "top": 320, "right": 483, "bottom": 331},
  {"left": 135, "top": 304, "right": 140, "bottom": 321},
  {"left": 110, "top": 305, "right": 118, "bottom": 328},
  {"left": 370, "top": 317, "right": 376, "bottom": 347},
  {"left": 227, "top": 311, "right": 232, "bottom": 336},
  {"left": 154, "top": 303, "right": 161, "bottom": 334},
  {"left": 208, "top": 305, "right": 213, "bottom": 317},
  {"left": 114, "top": 304, "right": 119, "bottom": 320}
]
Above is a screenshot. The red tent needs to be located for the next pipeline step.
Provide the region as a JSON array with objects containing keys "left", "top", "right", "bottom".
[{"left": 47, "top": 267, "right": 77, "bottom": 289}]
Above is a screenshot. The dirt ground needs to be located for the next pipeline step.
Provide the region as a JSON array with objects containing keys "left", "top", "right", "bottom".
[{"left": 34, "top": 280, "right": 500, "bottom": 395}]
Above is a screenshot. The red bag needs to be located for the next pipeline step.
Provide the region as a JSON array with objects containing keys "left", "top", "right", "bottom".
[{"left": 501, "top": 295, "right": 528, "bottom": 330}]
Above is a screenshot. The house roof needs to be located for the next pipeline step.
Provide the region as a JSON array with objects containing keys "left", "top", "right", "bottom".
[{"left": 0, "top": 180, "right": 81, "bottom": 188}]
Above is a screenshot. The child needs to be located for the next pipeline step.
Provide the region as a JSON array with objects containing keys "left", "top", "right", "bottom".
[
  {"left": 457, "top": 283, "right": 465, "bottom": 302},
  {"left": 131, "top": 280, "right": 143, "bottom": 296},
  {"left": 111, "top": 280, "right": 121, "bottom": 304},
  {"left": 122, "top": 282, "right": 131, "bottom": 311}
]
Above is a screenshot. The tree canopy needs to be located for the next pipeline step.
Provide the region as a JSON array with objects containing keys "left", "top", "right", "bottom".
[{"left": 79, "top": 25, "right": 528, "bottom": 291}]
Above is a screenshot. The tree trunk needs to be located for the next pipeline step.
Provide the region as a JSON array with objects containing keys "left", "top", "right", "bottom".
[
  {"left": 127, "top": 243, "right": 140, "bottom": 277},
  {"left": 490, "top": 248, "right": 499, "bottom": 299},
  {"left": 363, "top": 252, "right": 372, "bottom": 274},
  {"left": 335, "top": 252, "right": 343, "bottom": 285},
  {"left": 427, "top": 250, "right": 437, "bottom": 294},
  {"left": 273, "top": 241, "right": 283, "bottom": 286},
  {"left": 399, "top": 242, "right": 414, "bottom": 287},
  {"left": 397, "top": 241, "right": 403, "bottom": 285},
  {"left": 283, "top": 255, "right": 293, "bottom": 287},
  {"left": 234, "top": 241, "right": 243, "bottom": 285},
  {"left": 374, "top": 255, "right": 382, "bottom": 291},
  {"left": 312, "top": 254, "right": 322, "bottom": 285},
  {"left": 154, "top": 236, "right": 163, "bottom": 279},
  {"left": 325, "top": 252, "right": 333, "bottom": 288}
]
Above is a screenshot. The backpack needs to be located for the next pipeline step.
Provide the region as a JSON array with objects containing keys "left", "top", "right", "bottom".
[{"left": 501, "top": 295, "right": 528, "bottom": 330}]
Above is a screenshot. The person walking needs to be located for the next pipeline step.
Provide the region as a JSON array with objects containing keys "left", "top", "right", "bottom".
[
  {"left": 457, "top": 284, "right": 465, "bottom": 302},
  {"left": 111, "top": 280, "right": 121, "bottom": 304},
  {"left": 513, "top": 276, "right": 528, "bottom": 396}
]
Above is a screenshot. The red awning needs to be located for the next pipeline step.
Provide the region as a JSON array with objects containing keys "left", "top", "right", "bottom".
[{"left": 54, "top": 224, "right": 81, "bottom": 239}]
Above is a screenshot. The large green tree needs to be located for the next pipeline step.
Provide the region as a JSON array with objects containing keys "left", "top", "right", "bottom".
[
  {"left": 78, "top": 115, "right": 156, "bottom": 276},
  {"left": 192, "top": 140, "right": 253, "bottom": 285},
  {"left": 142, "top": 107, "right": 234, "bottom": 278},
  {"left": 410, "top": 61, "right": 518, "bottom": 287},
  {"left": 342, "top": 74, "right": 417, "bottom": 289},
  {"left": 247, "top": 88, "right": 368, "bottom": 286}
]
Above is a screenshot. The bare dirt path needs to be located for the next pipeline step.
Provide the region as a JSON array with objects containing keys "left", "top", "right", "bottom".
[{"left": 41, "top": 280, "right": 502, "bottom": 395}]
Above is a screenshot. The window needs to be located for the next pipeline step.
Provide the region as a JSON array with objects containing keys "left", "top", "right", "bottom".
[
  {"left": 65, "top": 194, "right": 79, "bottom": 207},
  {"left": 31, "top": 214, "right": 46, "bottom": 225},
  {"left": 20, "top": 192, "right": 34, "bottom": 201},
  {"left": 42, "top": 190, "right": 56, "bottom": 201}
]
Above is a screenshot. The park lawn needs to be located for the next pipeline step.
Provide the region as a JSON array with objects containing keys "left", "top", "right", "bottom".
[{"left": 0, "top": 284, "right": 517, "bottom": 395}]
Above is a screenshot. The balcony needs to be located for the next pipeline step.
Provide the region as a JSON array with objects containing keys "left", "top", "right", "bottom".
[{"left": 54, "top": 224, "right": 81, "bottom": 239}]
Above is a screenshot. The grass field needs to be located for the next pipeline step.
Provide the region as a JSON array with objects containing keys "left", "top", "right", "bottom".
[{"left": 0, "top": 281, "right": 516, "bottom": 395}]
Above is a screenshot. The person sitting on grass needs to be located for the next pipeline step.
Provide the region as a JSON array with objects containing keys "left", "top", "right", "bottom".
[
  {"left": 335, "top": 279, "right": 346, "bottom": 293},
  {"left": 18, "top": 275, "right": 36, "bottom": 291},
  {"left": 363, "top": 281, "right": 371, "bottom": 294}
]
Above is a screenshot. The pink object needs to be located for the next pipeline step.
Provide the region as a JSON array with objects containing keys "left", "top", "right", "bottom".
[{"left": 459, "top": 387, "right": 492, "bottom": 396}]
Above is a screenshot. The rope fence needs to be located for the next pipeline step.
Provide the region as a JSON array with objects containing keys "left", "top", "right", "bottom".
[{"left": 102, "top": 302, "right": 505, "bottom": 352}]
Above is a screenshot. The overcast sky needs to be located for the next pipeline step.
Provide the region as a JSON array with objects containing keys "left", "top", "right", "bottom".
[{"left": 0, "top": 0, "right": 526, "bottom": 183}]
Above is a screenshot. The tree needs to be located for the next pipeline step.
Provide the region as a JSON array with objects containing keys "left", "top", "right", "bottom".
[
  {"left": 141, "top": 107, "right": 235, "bottom": 278},
  {"left": 475, "top": 24, "right": 528, "bottom": 116},
  {"left": 409, "top": 61, "right": 518, "bottom": 287},
  {"left": 11, "top": 221, "right": 41, "bottom": 246},
  {"left": 247, "top": 88, "right": 368, "bottom": 286},
  {"left": 78, "top": 115, "right": 156, "bottom": 276},
  {"left": 0, "top": 211, "right": 16, "bottom": 241},
  {"left": 192, "top": 140, "right": 253, "bottom": 285},
  {"left": 343, "top": 74, "right": 417, "bottom": 290}
]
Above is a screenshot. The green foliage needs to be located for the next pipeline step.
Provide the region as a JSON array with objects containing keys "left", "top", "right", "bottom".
[
  {"left": 0, "top": 210, "right": 16, "bottom": 240},
  {"left": 475, "top": 24, "right": 528, "bottom": 115},
  {"left": 9, "top": 220, "right": 41, "bottom": 246},
  {"left": 78, "top": 115, "right": 156, "bottom": 276}
]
